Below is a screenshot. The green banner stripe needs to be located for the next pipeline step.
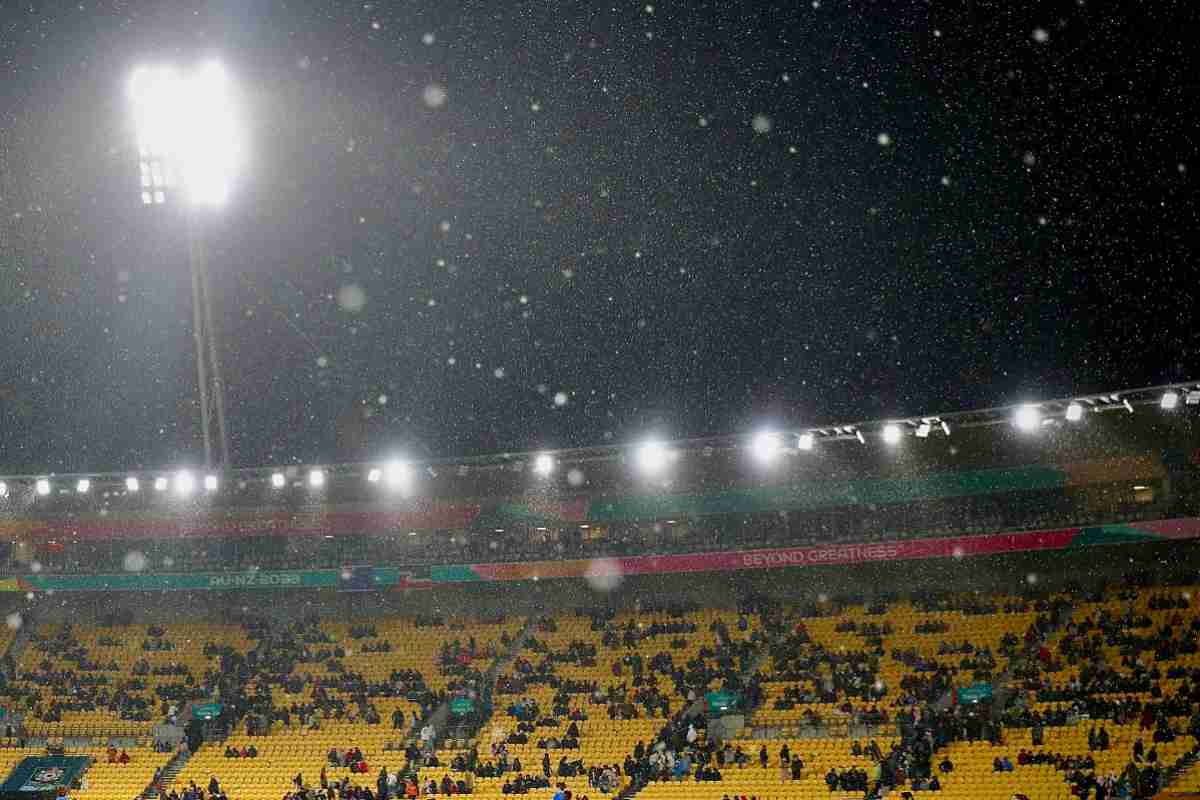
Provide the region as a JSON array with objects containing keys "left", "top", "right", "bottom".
[{"left": 587, "top": 465, "right": 1067, "bottom": 520}]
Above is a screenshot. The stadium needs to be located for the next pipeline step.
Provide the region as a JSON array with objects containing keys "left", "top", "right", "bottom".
[
  {"left": 0, "top": 3, "right": 1194, "bottom": 800},
  {"left": 2, "top": 385, "right": 1199, "bottom": 800}
]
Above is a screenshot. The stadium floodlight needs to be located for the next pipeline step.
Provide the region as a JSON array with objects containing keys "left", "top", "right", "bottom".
[
  {"left": 203, "top": 474, "right": 219, "bottom": 492},
  {"left": 129, "top": 61, "right": 243, "bottom": 207},
  {"left": 175, "top": 470, "right": 196, "bottom": 495},
  {"left": 1065, "top": 401, "right": 1084, "bottom": 422},
  {"left": 1014, "top": 404, "right": 1042, "bottom": 432},
  {"left": 636, "top": 439, "right": 670, "bottom": 476},
  {"left": 881, "top": 424, "right": 902, "bottom": 445},
  {"left": 270, "top": 472, "right": 287, "bottom": 488},
  {"left": 308, "top": 468, "right": 326, "bottom": 488},
  {"left": 36, "top": 479, "right": 51, "bottom": 497},
  {"left": 126, "top": 476, "right": 140, "bottom": 493},
  {"left": 533, "top": 453, "right": 555, "bottom": 477},
  {"left": 154, "top": 476, "right": 169, "bottom": 492},
  {"left": 0, "top": 481, "right": 7, "bottom": 498},
  {"left": 367, "top": 468, "right": 382, "bottom": 483},
  {"left": 385, "top": 461, "right": 413, "bottom": 491},
  {"left": 797, "top": 432, "right": 815, "bottom": 451},
  {"left": 750, "top": 431, "right": 783, "bottom": 465},
  {"left": 1161, "top": 390, "right": 1180, "bottom": 410},
  {"left": 76, "top": 479, "right": 91, "bottom": 494},
  {"left": 915, "top": 423, "right": 932, "bottom": 439}
]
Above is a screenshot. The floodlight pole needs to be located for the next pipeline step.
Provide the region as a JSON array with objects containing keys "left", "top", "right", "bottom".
[{"left": 186, "top": 211, "right": 231, "bottom": 469}]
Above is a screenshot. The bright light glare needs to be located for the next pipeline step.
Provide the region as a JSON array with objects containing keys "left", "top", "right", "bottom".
[
  {"left": 175, "top": 470, "right": 196, "bottom": 495},
  {"left": 0, "top": 482, "right": 7, "bottom": 498},
  {"left": 533, "top": 453, "right": 555, "bottom": 477},
  {"left": 881, "top": 424, "right": 902, "bottom": 445},
  {"left": 76, "top": 479, "right": 91, "bottom": 494},
  {"left": 636, "top": 440, "right": 669, "bottom": 476},
  {"left": 36, "top": 479, "right": 51, "bottom": 496},
  {"left": 797, "top": 433, "right": 815, "bottom": 451},
  {"left": 1161, "top": 390, "right": 1179, "bottom": 410},
  {"left": 1065, "top": 402, "right": 1083, "bottom": 422},
  {"left": 915, "top": 423, "right": 932, "bottom": 439},
  {"left": 751, "top": 431, "right": 783, "bottom": 465},
  {"left": 367, "top": 468, "right": 382, "bottom": 483},
  {"left": 204, "top": 474, "right": 219, "bottom": 492},
  {"left": 308, "top": 469, "right": 326, "bottom": 488},
  {"left": 1014, "top": 404, "right": 1042, "bottom": 432},
  {"left": 384, "top": 461, "right": 412, "bottom": 491},
  {"left": 126, "top": 476, "right": 140, "bottom": 492},
  {"left": 129, "top": 61, "right": 243, "bottom": 206},
  {"left": 271, "top": 472, "right": 287, "bottom": 488},
  {"left": 154, "top": 477, "right": 169, "bottom": 492}
]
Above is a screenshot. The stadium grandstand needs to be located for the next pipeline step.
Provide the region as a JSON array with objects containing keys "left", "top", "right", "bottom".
[{"left": 0, "top": 385, "right": 1199, "bottom": 800}]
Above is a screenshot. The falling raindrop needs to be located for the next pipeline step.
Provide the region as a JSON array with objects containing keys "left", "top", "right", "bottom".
[
  {"left": 584, "top": 559, "right": 624, "bottom": 592},
  {"left": 337, "top": 284, "right": 367, "bottom": 312},
  {"left": 423, "top": 84, "right": 448, "bottom": 108}
]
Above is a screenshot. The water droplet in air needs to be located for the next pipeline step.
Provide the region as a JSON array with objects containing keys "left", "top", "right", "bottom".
[
  {"left": 124, "top": 551, "right": 148, "bottom": 572},
  {"left": 423, "top": 84, "right": 447, "bottom": 108},
  {"left": 337, "top": 283, "right": 367, "bottom": 312}
]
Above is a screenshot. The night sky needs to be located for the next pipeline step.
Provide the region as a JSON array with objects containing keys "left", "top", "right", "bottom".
[{"left": 0, "top": 0, "right": 1195, "bottom": 473}]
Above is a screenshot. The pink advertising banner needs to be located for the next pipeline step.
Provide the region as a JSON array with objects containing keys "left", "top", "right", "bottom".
[{"left": 444, "top": 520, "right": 1200, "bottom": 583}]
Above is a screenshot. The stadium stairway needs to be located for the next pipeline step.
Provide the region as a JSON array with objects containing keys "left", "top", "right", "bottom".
[
  {"left": 139, "top": 747, "right": 193, "bottom": 799},
  {"left": 1, "top": 608, "right": 34, "bottom": 683},
  {"left": 429, "top": 615, "right": 540, "bottom": 753},
  {"left": 985, "top": 596, "right": 1078, "bottom": 720}
]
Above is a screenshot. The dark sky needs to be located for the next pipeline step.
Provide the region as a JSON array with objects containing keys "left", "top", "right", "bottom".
[{"left": 0, "top": 0, "right": 1195, "bottom": 472}]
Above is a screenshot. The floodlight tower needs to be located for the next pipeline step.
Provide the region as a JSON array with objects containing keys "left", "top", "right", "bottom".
[{"left": 129, "top": 62, "right": 242, "bottom": 468}]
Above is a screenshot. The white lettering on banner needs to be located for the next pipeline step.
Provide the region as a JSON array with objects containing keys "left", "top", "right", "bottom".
[
  {"left": 741, "top": 550, "right": 807, "bottom": 568},
  {"left": 740, "top": 543, "right": 904, "bottom": 570},
  {"left": 207, "top": 572, "right": 303, "bottom": 589}
]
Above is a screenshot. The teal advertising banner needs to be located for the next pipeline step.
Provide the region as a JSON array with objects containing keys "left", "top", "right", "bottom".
[
  {"left": 449, "top": 697, "right": 476, "bottom": 716},
  {"left": 705, "top": 691, "right": 740, "bottom": 714},
  {"left": 956, "top": 683, "right": 993, "bottom": 704},
  {"left": 0, "top": 756, "right": 90, "bottom": 794}
]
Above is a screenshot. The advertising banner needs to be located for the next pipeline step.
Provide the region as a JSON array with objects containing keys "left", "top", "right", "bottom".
[
  {"left": 3, "top": 518, "right": 1197, "bottom": 592},
  {"left": 449, "top": 697, "right": 476, "bottom": 716},
  {"left": 956, "top": 683, "right": 994, "bottom": 704},
  {"left": 0, "top": 757, "right": 90, "bottom": 794}
]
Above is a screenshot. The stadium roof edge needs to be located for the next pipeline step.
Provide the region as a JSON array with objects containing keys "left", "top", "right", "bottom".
[{"left": 1, "top": 378, "right": 1196, "bottom": 483}]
